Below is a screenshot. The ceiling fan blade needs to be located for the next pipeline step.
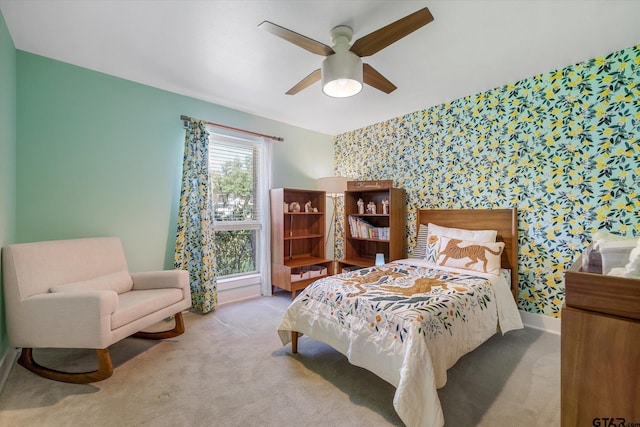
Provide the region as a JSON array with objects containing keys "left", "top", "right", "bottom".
[
  {"left": 350, "top": 7, "right": 434, "bottom": 57},
  {"left": 286, "top": 69, "right": 322, "bottom": 95},
  {"left": 258, "top": 21, "right": 334, "bottom": 56},
  {"left": 363, "top": 64, "right": 397, "bottom": 94}
]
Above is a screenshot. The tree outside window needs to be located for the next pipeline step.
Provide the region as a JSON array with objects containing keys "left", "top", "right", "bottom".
[{"left": 209, "top": 137, "right": 262, "bottom": 278}]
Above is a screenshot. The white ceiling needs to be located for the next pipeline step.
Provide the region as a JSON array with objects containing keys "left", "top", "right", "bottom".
[{"left": 2, "top": 0, "right": 639, "bottom": 136}]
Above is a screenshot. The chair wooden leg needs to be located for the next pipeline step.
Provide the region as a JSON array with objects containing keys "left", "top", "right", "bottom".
[
  {"left": 133, "top": 312, "right": 185, "bottom": 340},
  {"left": 18, "top": 312, "right": 186, "bottom": 383},
  {"left": 18, "top": 347, "right": 113, "bottom": 384},
  {"left": 291, "top": 331, "right": 298, "bottom": 354}
]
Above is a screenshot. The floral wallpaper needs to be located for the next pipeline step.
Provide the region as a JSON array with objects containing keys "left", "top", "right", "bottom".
[{"left": 334, "top": 44, "right": 640, "bottom": 317}]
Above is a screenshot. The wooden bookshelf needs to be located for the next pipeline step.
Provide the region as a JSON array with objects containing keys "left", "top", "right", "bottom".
[
  {"left": 338, "top": 186, "right": 406, "bottom": 272},
  {"left": 270, "top": 188, "right": 333, "bottom": 299}
]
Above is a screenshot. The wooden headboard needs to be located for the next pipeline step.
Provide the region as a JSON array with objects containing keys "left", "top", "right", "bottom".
[{"left": 417, "top": 208, "right": 519, "bottom": 302}]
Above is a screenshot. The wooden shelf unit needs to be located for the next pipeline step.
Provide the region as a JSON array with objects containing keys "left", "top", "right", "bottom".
[
  {"left": 339, "top": 187, "right": 406, "bottom": 272},
  {"left": 270, "top": 188, "right": 333, "bottom": 299},
  {"left": 561, "top": 254, "right": 640, "bottom": 426}
]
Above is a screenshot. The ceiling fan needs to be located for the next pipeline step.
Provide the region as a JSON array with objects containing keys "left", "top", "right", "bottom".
[{"left": 258, "top": 7, "right": 434, "bottom": 98}]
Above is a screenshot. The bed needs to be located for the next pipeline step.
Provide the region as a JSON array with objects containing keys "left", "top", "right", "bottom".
[{"left": 277, "top": 208, "right": 523, "bottom": 427}]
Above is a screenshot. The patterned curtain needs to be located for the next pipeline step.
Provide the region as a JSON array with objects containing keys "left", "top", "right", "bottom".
[{"left": 174, "top": 120, "right": 217, "bottom": 313}]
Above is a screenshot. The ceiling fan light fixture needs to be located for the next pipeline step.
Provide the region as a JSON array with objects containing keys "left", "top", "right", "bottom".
[
  {"left": 260, "top": 8, "right": 433, "bottom": 96},
  {"left": 321, "top": 51, "right": 363, "bottom": 98}
]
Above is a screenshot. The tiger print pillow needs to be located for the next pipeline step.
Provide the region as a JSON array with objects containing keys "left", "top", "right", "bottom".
[
  {"left": 425, "top": 223, "right": 498, "bottom": 263},
  {"left": 435, "top": 235, "right": 504, "bottom": 275}
]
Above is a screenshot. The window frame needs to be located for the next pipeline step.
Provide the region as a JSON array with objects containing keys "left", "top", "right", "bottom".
[{"left": 207, "top": 130, "right": 266, "bottom": 283}]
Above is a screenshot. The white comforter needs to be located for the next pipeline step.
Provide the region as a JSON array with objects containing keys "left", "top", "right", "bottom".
[{"left": 277, "top": 259, "right": 523, "bottom": 427}]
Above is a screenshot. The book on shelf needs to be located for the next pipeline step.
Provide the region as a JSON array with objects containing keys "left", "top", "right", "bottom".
[{"left": 348, "top": 216, "right": 389, "bottom": 240}]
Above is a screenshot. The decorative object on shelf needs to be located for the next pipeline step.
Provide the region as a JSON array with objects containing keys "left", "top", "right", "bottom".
[
  {"left": 283, "top": 202, "right": 289, "bottom": 213},
  {"left": 375, "top": 253, "right": 385, "bottom": 266},
  {"left": 317, "top": 176, "right": 350, "bottom": 271},
  {"left": 290, "top": 201, "right": 300, "bottom": 212},
  {"left": 347, "top": 179, "right": 393, "bottom": 190},
  {"left": 367, "top": 201, "right": 376, "bottom": 214},
  {"left": 305, "top": 201, "right": 313, "bottom": 213},
  {"left": 357, "top": 198, "right": 364, "bottom": 214},
  {"left": 382, "top": 199, "right": 389, "bottom": 214}
]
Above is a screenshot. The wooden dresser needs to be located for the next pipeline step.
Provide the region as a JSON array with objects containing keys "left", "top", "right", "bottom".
[{"left": 561, "top": 254, "right": 640, "bottom": 426}]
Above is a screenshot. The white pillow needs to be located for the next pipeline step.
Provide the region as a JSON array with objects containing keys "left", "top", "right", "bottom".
[
  {"left": 606, "top": 267, "right": 629, "bottom": 278},
  {"left": 624, "top": 239, "right": 640, "bottom": 278},
  {"left": 593, "top": 232, "right": 639, "bottom": 275},
  {"left": 592, "top": 231, "right": 638, "bottom": 250},
  {"left": 426, "top": 223, "right": 498, "bottom": 263},
  {"left": 435, "top": 236, "right": 504, "bottom": 276},
  {"left": 50, "top": 270, "right": 133, "bottom": 294}
]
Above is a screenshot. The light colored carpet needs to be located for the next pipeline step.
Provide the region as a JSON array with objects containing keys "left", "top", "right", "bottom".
[{"left": 0, "top": 292, "right": 560, "bottom": 426}]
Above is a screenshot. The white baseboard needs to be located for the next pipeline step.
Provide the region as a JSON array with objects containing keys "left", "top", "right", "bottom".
[
  {"left": 0, "top": 347, "right": 19, "bottom": 394},
  {"left": 218, "top": 283, "right": 261, "bottom": 305},
  {"left": 519, "top": 310, "right": 561, "bottom": 335}
]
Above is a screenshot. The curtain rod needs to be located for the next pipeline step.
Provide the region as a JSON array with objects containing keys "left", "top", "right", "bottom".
[{"left": 180, "top": 115, "right": 284, "bottom": 142}]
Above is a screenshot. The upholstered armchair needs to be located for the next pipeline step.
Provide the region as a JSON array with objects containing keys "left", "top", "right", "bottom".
[{"left": 1, "top": 237, "right": 191, "bottom": 383}]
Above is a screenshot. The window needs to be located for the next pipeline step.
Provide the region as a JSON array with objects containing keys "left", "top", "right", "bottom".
[{"left": 208, "top": 132, "right": 266, "bottom": 279}]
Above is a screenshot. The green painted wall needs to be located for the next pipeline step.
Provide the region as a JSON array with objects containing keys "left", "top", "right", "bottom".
[
  {"left": 334, "top": 44, "right": 640, "bottom": 318},
  {"left": 0, "top": 10, "right": 16, "bottom": 362},
  {"left": 16, "top": 52, "right": 333, "bottom": 273}
]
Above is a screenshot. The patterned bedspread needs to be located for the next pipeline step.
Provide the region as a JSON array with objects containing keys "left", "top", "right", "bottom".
[{"left": 278, "top": 259, "right": 523, "bottom": 427}]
